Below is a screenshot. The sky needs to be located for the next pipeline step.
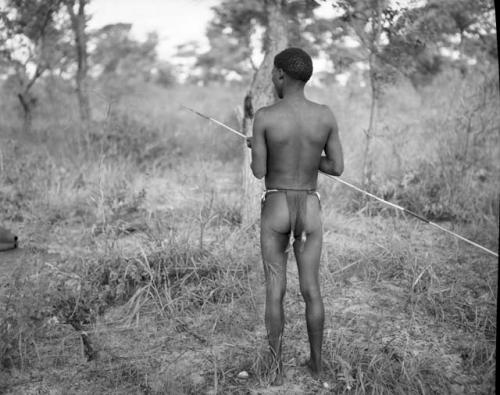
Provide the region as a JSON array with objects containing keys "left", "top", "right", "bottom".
[
  {"left": 86, "top": 0, "right": 341, "bottom": 80},
  {"left": 87, "top": 0, "right": 339, "bottom": 61},
  {"left": 87, "top": 0, "right": 220, "bottom": 59}
]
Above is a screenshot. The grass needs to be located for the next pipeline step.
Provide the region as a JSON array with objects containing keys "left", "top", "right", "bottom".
[{"left": 0, "top": 71, "right": 498, "bottom": 394}]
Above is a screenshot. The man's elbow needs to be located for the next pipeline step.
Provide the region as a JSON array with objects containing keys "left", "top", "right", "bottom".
[
  {"left": 332, "top": 163, "right": 344, "bottom": 177},
  {"left": 253, "top": 170, "right": 266, "bottom": 179},
  {"left": 322, "top": 158, "right": 343, "bottom": 177},
  {"left": 251, "top": 163, "right": 266, "bottom": 179}
]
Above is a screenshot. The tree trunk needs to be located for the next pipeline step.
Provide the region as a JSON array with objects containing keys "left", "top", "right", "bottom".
[
  {"left": 68, "top": 0, "right": 91, "bottom": 122},
  {"left": 362, "top": 55, "right": 377, "bottom": 187},
  {"left": 17, "top": 93, "right": 33, "bottom": 133},
  {"left": 16, "top": 66, "right": 44, "bottom": 133},
  {"left": 361, "top": 2, "right": 382, "bottom": 188},
  {"left": 241, "top": 0, "right": 288, "bottom": 226}
]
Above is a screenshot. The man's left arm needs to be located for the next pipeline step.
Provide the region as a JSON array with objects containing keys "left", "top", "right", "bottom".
[{"left": 250, "top": 109, "right": 267, "bottom": 179}]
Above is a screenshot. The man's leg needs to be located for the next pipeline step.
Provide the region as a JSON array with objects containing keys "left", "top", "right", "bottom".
[
  {"left": 261, "top": 193, "right": 291, "bottom": 385},
  {"left": 293, "top": 196, "right": 324, "bottom": 377}
]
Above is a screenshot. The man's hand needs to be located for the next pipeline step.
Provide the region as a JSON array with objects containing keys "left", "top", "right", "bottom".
[
  {"left": 246, "top": 137, "right": 253, "bottom": 149},
  {"left": 319, "top": 107, "right": 343, "bottom": 176}
]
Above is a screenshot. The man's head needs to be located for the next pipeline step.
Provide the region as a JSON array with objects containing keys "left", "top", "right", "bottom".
[{"left": 272, "top": 47, "right": 313, "bottom": 98}]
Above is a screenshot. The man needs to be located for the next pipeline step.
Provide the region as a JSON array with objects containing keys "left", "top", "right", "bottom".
[{"left": 249, "top": 47, "right": 343, "bottom": 385}]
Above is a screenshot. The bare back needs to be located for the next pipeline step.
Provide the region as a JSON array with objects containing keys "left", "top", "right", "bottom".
[{"left": 262, "top": 99, "right": 331, "bottom": 190}]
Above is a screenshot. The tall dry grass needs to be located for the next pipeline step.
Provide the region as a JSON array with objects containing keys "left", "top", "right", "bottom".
[{"left": 0, "top": 68, "right": 498, "bottom": 393}]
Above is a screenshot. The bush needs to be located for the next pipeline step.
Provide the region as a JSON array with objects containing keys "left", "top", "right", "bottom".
[
  {"left": 342, "top": 66, "right": 499, "bottom": 226},
  {"left": 85, "top": 114, "right": 172, "bottom": 168}
]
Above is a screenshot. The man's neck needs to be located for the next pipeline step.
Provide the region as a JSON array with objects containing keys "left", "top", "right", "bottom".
[{"left": 282, "top": 82, "right": 306, "bottom": 100}]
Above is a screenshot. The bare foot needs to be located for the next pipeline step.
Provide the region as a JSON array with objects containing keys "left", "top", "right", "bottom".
[
  {"left": 303, "top": 359, "right": 321, "bottom": 379},
  {"left": 271, "top": 372, "right": 284, "bottom": 386},
  {"left": 266, "top": 353, "right": 284, "bottom": 386},
  {"left": 302, "top": 359, "right": 332, "bottom": 389}
]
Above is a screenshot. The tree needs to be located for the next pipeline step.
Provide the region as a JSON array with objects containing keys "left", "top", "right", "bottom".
[
  {"left": 195, "top": 24, "right": 255, "bottom": 84},
  {"left": 91, "top": 24, "right": 157, "bottom": 78},
  {"left": 378, "top": 0, "right": 496, "bottom": 86},
  {"left": 197, "top": 0, "right": 319, "bottom": 84},
  {"left": 0, "top": 0, "right": 65, "bottom": 132},
  {"left": 154, "top": 60, "right": 176, "bottom": 88},
  {"left": 310, "top": 0, "right": 495, "bottom": 186},
  {"left": 241, "top": 0, "right": 288, "bottom": 225},
  {"left": 64, "top": 0, "right": 91, "bottom": 122},
  {"left": 90, "top": 24, "right": 160, "bottom": 99},
  {"left": 320, "top": 0, "right": 395, "bottom": 186},
  {"left": 204, "top": 0, "right": 328, "bottom": 223}
]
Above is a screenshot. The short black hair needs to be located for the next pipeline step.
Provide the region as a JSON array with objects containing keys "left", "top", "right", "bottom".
[{"left": 274, "top": 47, "right": 313, "bottom": 82}]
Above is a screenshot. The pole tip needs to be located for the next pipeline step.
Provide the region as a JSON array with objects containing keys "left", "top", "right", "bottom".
[{"left": 180, "top": 104, "right": 209, "bottom": 119}]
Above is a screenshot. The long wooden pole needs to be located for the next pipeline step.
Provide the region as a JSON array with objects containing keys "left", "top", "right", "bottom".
[{"left": 183, "top": 105, "right": 499, "bottom": 259}]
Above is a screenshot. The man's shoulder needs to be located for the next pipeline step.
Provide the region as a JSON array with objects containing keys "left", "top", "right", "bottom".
[
  {"left": 307, "top": 100, "right": 334, "bottom": 115},
  {"left": 256, "top": 101, "right": 334, "bottom": 121},
  {"left": 303, "top": 101, "right": 335, "bottom": 125},
  {"left": 256, "top": 102, "right": 280, "bottom": 115},
  {"left": 254, "top": 103, "right": 282, "bottom": 123}
]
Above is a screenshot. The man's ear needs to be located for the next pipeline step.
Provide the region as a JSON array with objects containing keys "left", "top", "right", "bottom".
[{"left": 277, "top": 68, "right": 285, "bottom": 80}]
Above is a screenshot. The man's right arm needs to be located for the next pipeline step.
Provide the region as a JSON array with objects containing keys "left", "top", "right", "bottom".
[
  {"left": 250, "top": 108, "right": 267, "bottom": 179},
  {"left": 319, "top": 107, "right": 344, "bottom": 176}
]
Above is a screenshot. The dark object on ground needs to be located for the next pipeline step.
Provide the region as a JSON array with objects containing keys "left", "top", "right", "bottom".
[{"left": 0, "top": 226, "right": 18, "bottom": 251}]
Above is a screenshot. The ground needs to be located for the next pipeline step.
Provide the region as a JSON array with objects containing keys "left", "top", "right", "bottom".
[{"left": 0, "top": 141, "right": 496, "bottom": 394}]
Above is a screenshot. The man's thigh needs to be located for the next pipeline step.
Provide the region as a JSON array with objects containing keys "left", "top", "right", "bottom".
[
  {"left": 294, "top": 196, "right": 322, "bottom": 288},
  {"left": 261, "top": 194, "right": 290, "bottom": 282}
]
